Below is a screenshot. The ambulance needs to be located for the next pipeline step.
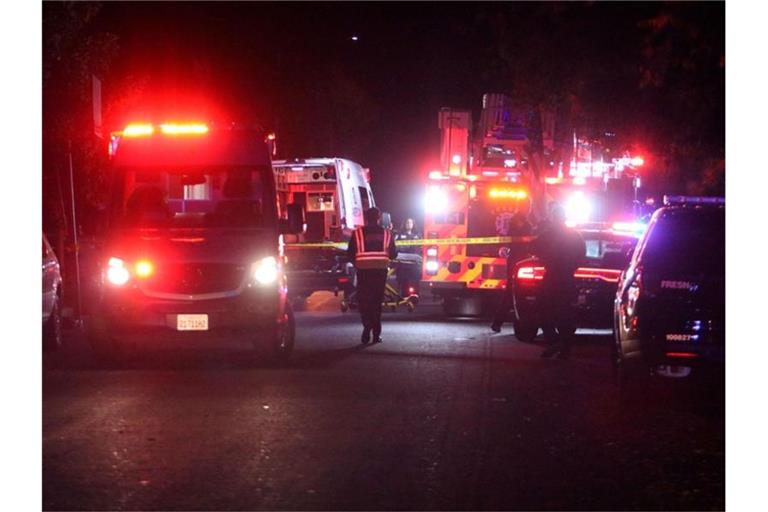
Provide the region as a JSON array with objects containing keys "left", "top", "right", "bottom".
[
  {"left": 272, "top": 158, "right": 376, "bottom": 299},
  {"left": 90, "top": 121, "right": 303, "bottom": 362}
]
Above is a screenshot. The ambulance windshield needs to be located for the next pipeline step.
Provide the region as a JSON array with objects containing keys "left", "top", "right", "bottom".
[{"left": 115, "top": 166, "right": 274, "bottom": 230}]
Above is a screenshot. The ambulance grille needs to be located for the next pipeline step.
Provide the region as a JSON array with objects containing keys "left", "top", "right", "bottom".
[{"left": 143, "top": 263, "right": 246, "bottom": 295}]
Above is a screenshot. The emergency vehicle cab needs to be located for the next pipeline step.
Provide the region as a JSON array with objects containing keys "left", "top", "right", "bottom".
[
  {"left": 273, "top": 158, "right": 375, "bottom": 299},
  {"left": 90, "top": 122, "right": 303, "bottom": 362}
]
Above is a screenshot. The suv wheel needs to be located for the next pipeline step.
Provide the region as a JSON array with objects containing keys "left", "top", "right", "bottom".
[{"left": 513, "top": 319, "right": 539, "bottom": 342}]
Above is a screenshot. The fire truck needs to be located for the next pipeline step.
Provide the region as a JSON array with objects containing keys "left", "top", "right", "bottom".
[
  {"left": 272, "top": 158, "right": 375, "bottom": 300},
  {"left": 422, "top": 94, "right": 647, "bottom": 316},
  {"left": 90, "top": 121, "right": 304, "bottom": 362},
  {"left": 422, "top": 97, "right": 536, "bottom": 315}
]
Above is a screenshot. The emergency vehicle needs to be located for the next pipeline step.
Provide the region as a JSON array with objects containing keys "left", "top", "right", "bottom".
[
  {"left": 422, "top": 103, "right": 535, "bottom": 315},
  {"left": 90, "top": 121, "right": 303, "bottom": 362},
  {"left": 272, "top": 158, "right": 375, "bottom": 299},
  {"left": 422, "top": 94, "right": 646, "bottom": 316},
  {"left": 511, "top": 222, "right": 642, "bottom": 341},
  {"left": 614, "top": 196, "right": 724, "bottom": 386}
]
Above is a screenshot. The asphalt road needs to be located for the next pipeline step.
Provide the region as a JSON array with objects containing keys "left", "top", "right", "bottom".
[{"left": 43, "top": 293, "right": 724, "bottom": 511}]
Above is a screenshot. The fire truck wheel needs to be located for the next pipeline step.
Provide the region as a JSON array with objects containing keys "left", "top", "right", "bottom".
[
  {"left": 43, "top": 300, "right": 63, "bottom": 352},
  {"left": 257, "top": 305, "right": 295, "bottom": 365},
  {"left": 513, "top": 320, "right": 539, "bottom": 343}
]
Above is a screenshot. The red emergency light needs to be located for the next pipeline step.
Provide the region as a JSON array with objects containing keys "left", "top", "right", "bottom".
[
  {"left": 120, "top": 122, "right": 209, "bottom": 138},
  {"left": 160, "top": 122, "right": 209, "bottom": 135},
  {"left": 123, "top": 123, "right": 154, "bottom": 137}
]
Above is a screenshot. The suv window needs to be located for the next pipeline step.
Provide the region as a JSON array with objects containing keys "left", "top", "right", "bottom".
[
  {"left": 582, "top": 233, "right": 636, "bottom": 269},
  {"left": 640, "top": 208, "right": 725, "bottom": 275}
]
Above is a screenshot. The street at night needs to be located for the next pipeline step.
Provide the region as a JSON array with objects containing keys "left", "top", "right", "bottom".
[
  {"left": 3, "top": 0, "right": 753, "bottom": 509},
  {"left": 44, "top": 295, "right": 723, "bottom": 511}
]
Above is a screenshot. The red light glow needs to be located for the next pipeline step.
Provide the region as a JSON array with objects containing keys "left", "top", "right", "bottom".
[
  {"left": 123, "top": 123, "right": 154, "bottom": 137},
  {"left": 573, "top": 267, "right": 622, "bottom": 283},
  {"left": 159, "top": 123, "right": 209, "bottom": 135},
  {"left": 666, "top": 352, "right": 699, "bottom": 358}
]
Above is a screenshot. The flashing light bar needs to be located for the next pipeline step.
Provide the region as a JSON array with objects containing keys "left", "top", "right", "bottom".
[
  {"left": 122, "top": 123, "right": 154, "bottom": 137},
  {"left": 428, "top": 170, "right": 446, "bottom": 180},
  {"left": 612, "top": 221, "right": 647, "bottom": 236},
  {"left": 663, "top": 195, "right": 725, "bottom": 206},
  {"left": 481, "top": 170, "right": 499, "bottom": 177},
  {"left": 159, "top": 123, "right": 209, "bottom": 135},
  {"left": 120, "top": 122, "right": 210, "bottom": 138},
  {"left": 488, "top": 188, "right": 528, "bottom": 200}
]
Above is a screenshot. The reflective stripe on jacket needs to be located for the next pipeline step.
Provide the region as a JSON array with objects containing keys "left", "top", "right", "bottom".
[{"left": 353, "top": 227, "right": 392, "bottom": 269}]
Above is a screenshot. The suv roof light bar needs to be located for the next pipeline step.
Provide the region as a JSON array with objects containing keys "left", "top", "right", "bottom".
[{"left": 663, "top": 195, "right": 725, "bottom": 206}]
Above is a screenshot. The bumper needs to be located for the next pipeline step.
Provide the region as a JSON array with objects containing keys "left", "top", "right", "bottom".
[
  {"left": 513, "top": 287, "right": 615, "bottom": 328},
  {"left": 94, "top": 286, "right": 282, "bottom": 343}
]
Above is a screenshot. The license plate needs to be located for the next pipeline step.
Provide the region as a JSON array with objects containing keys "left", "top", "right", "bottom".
[{"left": 176, "top": 314, "right": 209, "bottom": 331}]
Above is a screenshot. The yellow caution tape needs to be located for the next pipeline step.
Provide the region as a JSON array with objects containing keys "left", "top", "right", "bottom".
[
  {"left": 285, "top": 235, "right": 534, "bottom": 250},
  {"left": 396, "top": 235, "right": 534, "bottom": 246}
]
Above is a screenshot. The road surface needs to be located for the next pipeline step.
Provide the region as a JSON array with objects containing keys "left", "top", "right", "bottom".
[{"left": 43, "top": 293, "right": 724, "bottom": 510}]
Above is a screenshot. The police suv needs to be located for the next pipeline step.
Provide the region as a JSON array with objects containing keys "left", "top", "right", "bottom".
[{"left": 613, "top": 196, "right": 725, "bottom": 385}]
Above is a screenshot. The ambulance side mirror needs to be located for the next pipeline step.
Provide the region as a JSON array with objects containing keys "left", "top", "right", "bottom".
[{"left": 281, "top": 203, "right": 306, "bottom": 234}]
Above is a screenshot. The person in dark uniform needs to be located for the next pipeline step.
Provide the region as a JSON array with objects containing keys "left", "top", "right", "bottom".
[
  {"left": 346, "top": 207, "right": 398, "bottom": 344},
  {"left": 490, "top": 211, "right": 533, "bottom": 332},
  {"left": 531, "top": 204, "right": 585, "bottom": 359},
  {"left": 395, "top": 218, "right": 422, "bottom": 296}
]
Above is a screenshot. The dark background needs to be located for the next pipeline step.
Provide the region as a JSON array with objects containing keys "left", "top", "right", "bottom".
[{"left": 43, "top": 1, "right": 724, "bottom": 233}]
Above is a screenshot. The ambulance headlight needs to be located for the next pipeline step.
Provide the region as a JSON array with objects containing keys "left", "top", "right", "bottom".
[
  {"left": 106, "top": 257, "right": 130, "bottom": 286},
  {"left": 251, "top": 256, "right": 278, "bottom": 285},
  {"left": 424, "top": 187, "right": 447, "bottom": 215},
  {"left": 565, "top": 191, "right": 592, "bottom": 224},
  {"left": 425, "top": 260, "right": 440, "bottom": 273}
]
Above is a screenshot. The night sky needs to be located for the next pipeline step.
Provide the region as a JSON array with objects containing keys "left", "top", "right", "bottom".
[{"left": 83, "top": 1, "right": 720, "bottom": 225}]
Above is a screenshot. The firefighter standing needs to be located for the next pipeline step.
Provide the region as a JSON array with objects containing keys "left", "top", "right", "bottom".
[
  {"left": 346, "top": 207, "right": 398, "bottom": 344},
  {"left": 490, "top": 212, "right": 533, "bottom": 332},
  {"left": 531, "top": 204, "right": 585, "bottom": 359}
]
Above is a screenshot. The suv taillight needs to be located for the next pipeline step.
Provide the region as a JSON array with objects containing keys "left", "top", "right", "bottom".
[{"left": 517, "top": 266, "right": 546, "bottom": 281}]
